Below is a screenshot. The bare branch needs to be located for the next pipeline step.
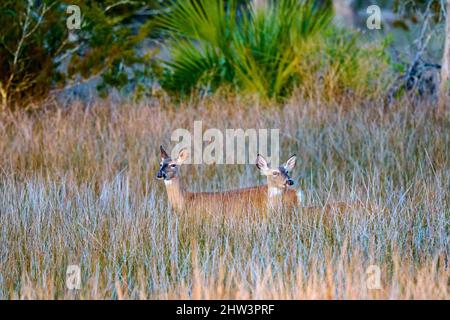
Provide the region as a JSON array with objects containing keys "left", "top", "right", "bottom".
[{"left": 105, "top": 1, "right": 139, "bottom": 13}]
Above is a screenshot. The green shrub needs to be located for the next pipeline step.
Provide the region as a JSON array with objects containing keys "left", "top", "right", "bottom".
[
  {"left": 294, "top": 29, "right": 392, "bottom": 103},
  {"left": 158, "top": 0, "right": 238, "bottom": 95},
  {"left": 0, "top": 0, "right": 161, "bottom": 110},
  {"left": 231, "top": 0, "right": 333, "bottom": 99},
  {"left": 158, "top": 0, "right": 391, "bottom": 103}
]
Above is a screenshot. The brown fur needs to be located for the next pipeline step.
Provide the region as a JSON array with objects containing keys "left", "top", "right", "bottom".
[{"left": 163, "top": 176, "right": 300, "bottom": 215}]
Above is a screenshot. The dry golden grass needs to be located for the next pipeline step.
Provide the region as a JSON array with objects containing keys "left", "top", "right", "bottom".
[{"left": 0, "top": 96, "right": 448, "bottom": 299}]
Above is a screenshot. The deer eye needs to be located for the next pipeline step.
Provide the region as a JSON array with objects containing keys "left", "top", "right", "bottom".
[{"left": 170, "top": 164, "right": 177, "bottom": 168}]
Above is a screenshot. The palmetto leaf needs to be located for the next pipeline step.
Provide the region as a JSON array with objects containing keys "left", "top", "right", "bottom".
[
  {"left": 158, "top": 0, "right": 333, "bottom": 99},
  {"left": 161, "top": 40, "right": 228, "bottom": 94},
  {"left": 157, "top": 0, "right": 235, "bottom": 50}
]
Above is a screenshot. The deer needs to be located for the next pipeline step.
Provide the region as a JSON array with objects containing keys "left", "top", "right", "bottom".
[
  {"left": 256, "top": 153, "right": 369, "bottom": 214},
  {"left": 255, "top": 153, "right": 305, "bottom": 210},
  {"left": 156, "top": 146, "right": 303, "bottom": 215}
]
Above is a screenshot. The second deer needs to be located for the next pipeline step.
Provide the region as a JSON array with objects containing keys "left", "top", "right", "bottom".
[{"left": 256, "top": 154, "right": 354, "bottom": 214}]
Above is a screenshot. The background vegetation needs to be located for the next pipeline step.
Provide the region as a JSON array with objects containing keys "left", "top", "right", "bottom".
[
  {"left": 0, "top": 0, "right": 161, "bottom": 109},
  {"left": 3, "top": 0, "right": 443, "bottom": 108}
]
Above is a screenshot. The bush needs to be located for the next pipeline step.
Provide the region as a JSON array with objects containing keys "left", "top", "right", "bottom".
[
  {"left": 158, "top": 0, "right": 391, "bottom": 103},
  {"left": 293, "top": 28, "right": 392, "bottom": 103},
  {"left": 0, "top": 0, "right": 161, "bottom": 110}
]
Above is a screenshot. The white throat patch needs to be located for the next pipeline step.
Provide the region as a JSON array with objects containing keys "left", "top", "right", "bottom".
[
  {"left": 268, "top": 187, "right": 283, "bottom": 198},
  {"left": 164, "top": 179, "right": 173, "bottom": 186}
]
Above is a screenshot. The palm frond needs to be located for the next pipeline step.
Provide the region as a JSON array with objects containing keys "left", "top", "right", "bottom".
[{"left": 158, "top": 0, "right": 335, "bottom": 100}]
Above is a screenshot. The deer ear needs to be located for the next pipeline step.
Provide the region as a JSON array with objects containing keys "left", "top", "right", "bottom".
[
  {"left": 256, "top": 154, "right": 270, "bottom": 174},
  {"left": 160, "top": 145, "right": 169, "bottom": 160},
  {"left": 284, "top": 154, "right": 297, "bottom": 171},
  {"left": 176, "top": 149, "right": 190, "bottom": 164}
]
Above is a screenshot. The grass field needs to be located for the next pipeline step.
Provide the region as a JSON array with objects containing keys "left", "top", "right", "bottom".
[{"left": 0, "top": 97, "right": 448, "bottom": 299}]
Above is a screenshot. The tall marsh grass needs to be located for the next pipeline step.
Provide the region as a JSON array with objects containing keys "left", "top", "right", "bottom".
[{"left": 0, "top": 97, "right": 448, "bottom": 299}]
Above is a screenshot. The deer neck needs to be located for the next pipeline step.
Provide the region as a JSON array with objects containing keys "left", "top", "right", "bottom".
[
  {"left": 267, "top": 183, "right": 306, "bottom": 207},
  {"left": 164, "top": 177, "right": 186, "bottom": 211},
  {"left": 267, "top": 183, "right": 284, "bottom": 208}
]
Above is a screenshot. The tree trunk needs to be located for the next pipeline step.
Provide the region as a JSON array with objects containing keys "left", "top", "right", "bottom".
[{"left": 439, "top": 0, "right": 450, "bottom": 115}]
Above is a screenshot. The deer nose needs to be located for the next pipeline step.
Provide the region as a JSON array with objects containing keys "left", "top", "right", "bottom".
[
  {"left": 287, "top": 179, "right": 294, "bottom": 186},
  {"left": 156, "top": 171, "right": 166, "bottom": 179}
]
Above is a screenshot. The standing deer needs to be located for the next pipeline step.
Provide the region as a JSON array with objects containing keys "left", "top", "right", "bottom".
[
  {"left": 256, "top": 154, "right": 363, "bottom": 214},
  {"left": 156, "top": 146, "right": 303, "bottom": 214}
]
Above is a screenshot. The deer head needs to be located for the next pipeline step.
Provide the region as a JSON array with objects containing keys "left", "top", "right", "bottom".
[
  {"left": 256, "top": 154, "right": 296, "bottom": 191},
  {"left": 156, "top": 145, "right": 189, "bottom": 183}
]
